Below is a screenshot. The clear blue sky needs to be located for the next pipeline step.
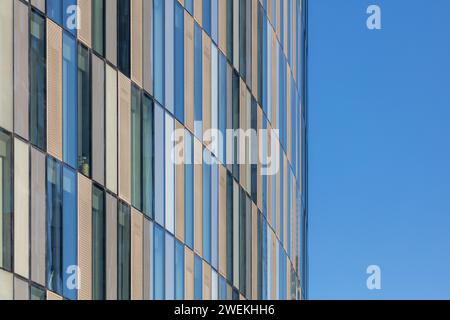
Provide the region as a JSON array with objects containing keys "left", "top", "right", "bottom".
[{"left": 309, "top": 0, "right": 450, "bottom": 299}]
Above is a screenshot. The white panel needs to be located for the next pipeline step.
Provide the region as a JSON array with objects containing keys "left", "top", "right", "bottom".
[
  {"left": 0, "top": 270, "right": 13, "bottom": 300},
  {"left": 0, "top": 0, "right": 13, "bottom": 131},
  {"left": 106, "top": 65, "right": 118, "bottom": 194},
  {"left": 14, "top": 138, "right": 29, "bottom": 278}
]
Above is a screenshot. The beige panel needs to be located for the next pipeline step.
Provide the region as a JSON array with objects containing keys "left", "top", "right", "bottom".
[
  {"left": 106, "top": 65, "right": 118, "bottom": 194},
  {"left": 239, "top": 79, "right": 248, "bottom": 192},
  {"left": 185, "top": 248, "right": 194, "bottom": 300},
  {"left": 131, "top": 209, "right": 143, "bottom": 300},
  {"left": 31, "top": 0, "right": 45, "bottom": 12},
  {"left": 14, "top": 276, "right": 29, "bottom": 300},
  {"left": 283, "top": 0, "right": 288, "bottom": 54},
  {"left": 47, "top": 291, "right": 63, "bottom": 300},
  {"left": 267, "top": 0, "right": 272, "bottom": 25},
  {"left": 232, "top": 0, "right": 239, "bottom": 69},
  {"left": 131, "top": 0, "right": 143, "bottom": 86},
  {"left": 78, "top": 0, "right": 92, "bottom": 47},
  {"left": 286, "top": 262, "right": 291, "bottom": 300},
  {"left": 175, "top": 123, "right": 185, "bottom": 242},
  {"left": 0, "top": 270, "right": 13, "bottom": 300},
  {"left": 78, "top": 174, "right": 92, "bottom": 300},
  {"left": 218, "top": 165, "right": 226, "bottom": 277},
  {"left": 194, "top": 139, "right": 203, "bottom": 257},
  {"left": 47, "top": 20, "right": 63, "bottom": 160},
  {"left": 202, "top": 262, "right": 211, "bottom": 300},
  {"left": 14, "top": 138, "right": 29, "bottom": 279},
  {"left": 185, "top": 12, "right": 195, "bottom": 133},
  {"left": 194, "top": 0, "right": 203, "bottom": 26},
  {"left": 218, "top": 0, "right": 227, "bottom": 55},
  {"left": 0, "top": 0, "right": 13, "bottom": 132},
  {"left": 251, "top": 203, "right": 257, "bottom": 300},
  {"left": 202, "top": 32, "right": 211, "bottom": 139},
  {"left": 118, "top": 73, "right": 131, "bottom": 203},
  {"left": 14, "top": 0, "right": 29, "bottom": 139}
]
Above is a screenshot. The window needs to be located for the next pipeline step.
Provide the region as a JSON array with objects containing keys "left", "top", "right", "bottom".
[
  {"left": 239, "top": 188, "right": 247, "bottom": 295},
  {"left": 92, "top": 185, "right": 105, "bottom": 300},
  {"left": 175, "top": 240, "right": 185, "bottom": 300},
  {"left": 185, "top": 0, "right": 193, "bottom": 15},
  {"left": 0, "top": 130, "right": 12, "bottom": 271},
  {"left": 131, "top": 85, "right": 142, "bottom": 210},
  {"left": 203, "top": 160, "right": 211, "bottom": 263},
  {"left": 153, "top": 0, "right": 165, "bottom": 104},
  {"left": 154, "top": 224, "right": 165, "bottom": 300},
  {"left": 117, "top": 0, "right": 130, "bottom": 76},
  {"left": 63, "top": 32, "right": 78, "bottom": 169},
  {"left": 92, "top": 0, "right": 105, "bottom": 56},
  {"left": 174, "top": 2, "right": 184, "bottom": 123},
  {"left": 62, "top": 166, "right": 77, "bottom": 300},
  {"left": 118, "top": 201, "right": 131, "bottom": 300},
  {"left": 218, "top": 53, "right": 227, "bottom": 163},
  {"left": 30, "top": 285, "right": 46, "bottom": 300},
  {"left": 78, "top": 44, "right": 91, "bottom": 176},
  {"left": 29, "top": 11, "right": 46, "bottom": 151},
  {"left": 46, "top": 157, "right": 63, "bottom": 295},
  {"left": 226, "top": 171, "right": 233, "bottom": 282},
  {"left": 165, "top": 233, "right": 174, "bottom": 299},
  {"left": 203, "top": 0, "right": 211, "bottom": 36},
  {"left": 194, "top": 255, "right": 202, "bottom": 300},
  {"left": 142, "top": 95, "right": 154, "bottom": 218}
]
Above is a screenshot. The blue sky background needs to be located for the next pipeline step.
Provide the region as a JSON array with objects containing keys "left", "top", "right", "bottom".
[{"left": 309, "top": 0, "right": 450, "bottom": 299}]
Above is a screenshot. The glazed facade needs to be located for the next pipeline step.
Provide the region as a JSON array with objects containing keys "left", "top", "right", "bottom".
[{"left": 0, "top": 0, "right": 308, "bottom": 300}]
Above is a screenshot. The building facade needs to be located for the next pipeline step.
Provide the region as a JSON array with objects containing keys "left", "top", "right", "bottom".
[{"left": 0, "top": 0, "right": 308, "bottom": 300}]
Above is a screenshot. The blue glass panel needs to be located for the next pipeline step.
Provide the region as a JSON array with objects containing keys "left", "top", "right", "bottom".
[
  {"left": 203, "top": 160, "right": 211, "bottom": 263},
  {"left": 174, "top": 2, "right": 185, "bottom": 123},
  {"left": 165, "top": 233, "right": 175, "bottom": 299},
  {"left": 185, "top": 0, "right": 193, "bottom": 15},
  {"left": 194, "top": 255, "right": 203, "bottom": 300},
  {"left": 47, "top": 0, "right": 62, "bottom": 25},
  {"left": 62, "top": 32, "right": 78, "bottom": 169},
  {"left": 154, "top": 0, "right": 165, "bottom": 104},
  {"left": 154, "top": 224, "right": 165, "bottom": 299},
  {"left": 175, "top": 241, "right": 185, "bottom": 300},
  {"left": 62, "top": 166, "right": 78, "bottom": 300},
  {"left": 63, "top": 0, "right": 78, "bottom": 35},
  {"left": 203, "top": 0, "right": 211, "bottom": 36}
]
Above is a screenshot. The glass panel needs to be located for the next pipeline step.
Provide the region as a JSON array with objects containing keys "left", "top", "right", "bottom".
[
  {"left": 154, "top": 224, "right": 165, "bottom": 300},
  {"left": 92, "top": 0, "right": 105, "bottom": 55},
  {"left": 30, "top": 285, "right": 46, "bottom": 300},
  {"left": 203, "top": 0, "right": 211, "bottom": 36},
  {"left": 92, "top": 185, "right": 105, "bottom": 300},
  {"left": 29, "top": 11, "right": 46, "bottom": 151},
  {"left": 63, "top": 0, "right": 78, "bottom": 35},
  {"left": 77, "top": 44, "right": 91, "bottom": 177},
  {"left": 46, "top": 157, "right": 63, "bottom": 295},
  {"left": 175, "top": 240, "right": 184, "bottom": 300},
  {"left": 0, "top": 131, "right": 12, "bottom": 271},
  {"left": 202, "top": 160, "right": 211, "bottom": 263},
  {"left": 62, "top": 166, "right": 78, "bottom": 300},
  {"left": 194, "top": 255, "right": 202, "bottom": 300},
  {"left": 47, "top": 0, "right": 63, "bottom": 25},
  {"left": 165, "top": 233, "right": 174, "bottom": 299},
  {"left": 118, "top": 201, "right": 131, "bottom": 300},
  {"left": 153, "top": 0, "right": 165, "bottom": 104},
  {"left": 142, "top": 95, "right": 154, "bottom": 218},
  {"left": 185, "top": 0, "right": 193, "bottom": 15},
  {"left": 63, "top": 32, "right": 78, "bottom": 169},
  {"left": 117, "top": 0, "right": 130, "bottom": 76},
  {"left": 131, "top": 85, "right": 142, "bottom": 210},
  {"left": 174, "top": 2, "right": 184, "bottom": 123}
]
